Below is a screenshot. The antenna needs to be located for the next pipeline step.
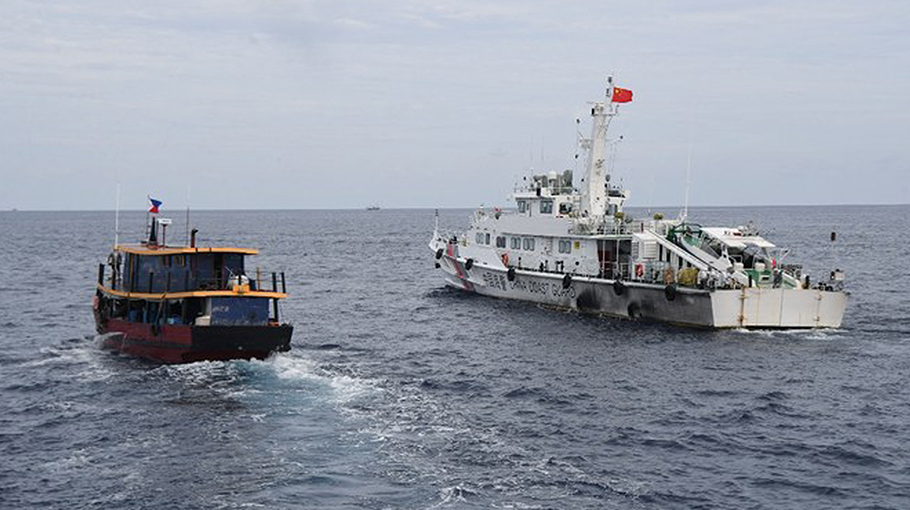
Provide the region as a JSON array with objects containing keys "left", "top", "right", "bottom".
[
  {"left": 114, "top": 183, "right": 121, "bottom": 247},
  {"left": 683, "top": 144, "right": 693, "bottom": 221},
  {"left": 145, "top": 194, "right": 151, "bottom": 243},
  {"left": 540, "top": 137, "right": 544, "bottom": 168},
  {"left": 185, "top": 184, "right": 191, "bottom": 246},
  {"left": 574, "top": 116, "right": 582, "bottom": 182},
  {"left": 647, "top": 171, "right": 654, "bottom": 216}
]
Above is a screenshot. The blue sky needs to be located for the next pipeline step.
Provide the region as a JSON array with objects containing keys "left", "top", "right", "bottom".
[{"left": 1, "top": 0, "right": 908, "bottom": 210}]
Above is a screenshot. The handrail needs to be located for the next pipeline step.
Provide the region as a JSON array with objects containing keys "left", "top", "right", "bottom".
[
  {"left": 102, "top": 264, "right": 287, "bottom": 296},
  {"left": 96, "top": 283, "right": 288, "bottom": 301}
]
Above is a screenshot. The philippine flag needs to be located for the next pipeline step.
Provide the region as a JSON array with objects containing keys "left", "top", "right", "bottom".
[{"left": 148, "top": 196, "right": 162, "bottom": 213}]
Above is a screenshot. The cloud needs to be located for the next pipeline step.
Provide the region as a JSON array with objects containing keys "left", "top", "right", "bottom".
[{"left": 1, "top": 0, "right": 908, "bottom": 209}]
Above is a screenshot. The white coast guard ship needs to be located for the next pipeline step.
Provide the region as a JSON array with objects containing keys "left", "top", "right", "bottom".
[{"left": 429, "top": 79, "right": 847, "bottom": 328}]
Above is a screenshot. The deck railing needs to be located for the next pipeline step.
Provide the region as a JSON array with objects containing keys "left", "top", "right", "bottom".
[{"left": 99, "top": 265, "right": 287, "bottom": 295}]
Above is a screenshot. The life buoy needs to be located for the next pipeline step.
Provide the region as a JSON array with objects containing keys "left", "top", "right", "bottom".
[
  {"left": 465, "top": 258, "right": 474, "bottom": 271},
  {"left": 635, "top": 263, "right": 644, "bottom": 278},
  {"left": 665, "top": 284, "right": 677, "bottom": 301},
  {"left": 501, "top": 253, "right": 509, "bottom": 267},
  {"left": 613, "top": 279, "right": 625, "bottom": 296},
  {"left": 562, "top": 274, "right": 572, "bottom": 289}
]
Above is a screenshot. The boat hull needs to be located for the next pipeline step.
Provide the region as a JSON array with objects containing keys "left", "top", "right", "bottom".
[
  {"left": 436, "top": 254, "right": 847, "bottom": 329},
  {"left": 95, "top": 318, "right": 293, "bottom": 364}
]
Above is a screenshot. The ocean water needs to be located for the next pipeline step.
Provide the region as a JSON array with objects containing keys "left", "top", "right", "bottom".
[{"left": 1, "top": 205, "right": 909, "bottom": 509}]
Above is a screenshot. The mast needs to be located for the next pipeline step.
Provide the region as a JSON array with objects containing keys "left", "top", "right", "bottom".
[{"left": 580, "top": 77, "right": 618, "bottom": 218}]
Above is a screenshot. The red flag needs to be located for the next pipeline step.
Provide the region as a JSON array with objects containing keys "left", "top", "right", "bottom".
[{"left": 612, "top": 87, "right": 633, "bottom": 103}]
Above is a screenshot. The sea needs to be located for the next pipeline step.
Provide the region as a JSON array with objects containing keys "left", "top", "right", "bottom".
[{"left": 1, "top": 205, "right": 908, "bottom": 509}]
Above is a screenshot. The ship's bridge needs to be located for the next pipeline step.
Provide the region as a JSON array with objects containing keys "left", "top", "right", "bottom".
[{"left": 512, "top": 170, "right": 580, "bottom": 217}]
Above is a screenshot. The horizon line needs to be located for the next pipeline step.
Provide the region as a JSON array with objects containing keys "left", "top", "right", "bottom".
[{"left": 2, "top": 201, "right": 908, "bottom": 213}]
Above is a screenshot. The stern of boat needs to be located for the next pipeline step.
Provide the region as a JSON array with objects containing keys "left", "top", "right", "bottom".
[{"left": 709, "top": 288, "right": 848, "bottom": 328}]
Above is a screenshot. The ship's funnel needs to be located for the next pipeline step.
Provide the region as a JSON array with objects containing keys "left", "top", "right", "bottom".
[{"left": 148, "top": 218, "right": 158, "bottom": 246}]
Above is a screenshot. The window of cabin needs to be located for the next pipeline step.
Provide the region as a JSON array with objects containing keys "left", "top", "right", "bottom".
[
  {"left": 223, "top": 253, "right": 244, "bottom": 276},
  {"left": 475, "top": 233, "right": 484, "bottom": 244},
  {"left": 559, "top": 239, "right": 571, "bottom": 253},
  {"left": 540, "top": 200, "right": 553, "bottom": 214},
  {"left": 496, "top": 236, "right": 506, "bottom": 248},
  {"left": 511, "top": 237, "right": 521, "bottom": 250},
  {"left": 559, "top": 203, "right": 573, "bottom": 215},
  {"left": 517, "top": 200, "right": 528, "bottom": 213},
  {"left": 523, "top": 238, "right": 535, "bottom": 251},
  {"left": 485, "top": 233, "right": 491, "bottom": 245}
]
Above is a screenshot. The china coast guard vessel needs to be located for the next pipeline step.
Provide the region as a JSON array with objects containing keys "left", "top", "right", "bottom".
[
  {"left": 93, "top": 205, "right": 293, "bottom": 363},
  {"left": 429, "top": 80, "right": 847, "bottom": 328}
]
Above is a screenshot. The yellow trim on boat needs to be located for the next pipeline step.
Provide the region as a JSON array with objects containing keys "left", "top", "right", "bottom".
[
  {"left": 97, "top": 284, "right": 287, "bottom": 300},
  {"left": 114, "top": 245, "right": 258, "bottom": 256}
]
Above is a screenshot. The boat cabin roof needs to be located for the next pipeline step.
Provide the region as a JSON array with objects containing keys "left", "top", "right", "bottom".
[
  {"left": 115, "top": 244, "right": 258, "bottom": 256},
  {"left": 701, "top": 227, "right": 775, "bottom": 249}
]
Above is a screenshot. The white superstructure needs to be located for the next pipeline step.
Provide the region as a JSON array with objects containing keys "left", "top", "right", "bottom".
[{"left": 429, "top": 80, "right": 848, "bottom": 328}]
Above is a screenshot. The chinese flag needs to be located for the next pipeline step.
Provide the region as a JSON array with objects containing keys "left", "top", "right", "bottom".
[{"left": 612, "top": 87, "right": 633, "bottom": 103}]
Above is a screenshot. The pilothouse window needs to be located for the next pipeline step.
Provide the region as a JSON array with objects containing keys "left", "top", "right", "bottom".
[
  {"left": 518, "top": 200, "right": 528, "bottom": 213},
  {"left": 540, "top": 200, "right": 553, "bottom": 214},
  {"left": 523, "top": 238, "right": 535, "bottom": 251},
  {"left": 511, "top": 237, "right": 521, "bottom": 249},
  {"left": 496, "top": 236, "right": 506, "bottom": 248}
]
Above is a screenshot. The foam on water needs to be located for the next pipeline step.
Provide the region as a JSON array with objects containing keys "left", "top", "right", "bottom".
[{"left": 250, "top": 354, "right": 380, "bottom": 405}]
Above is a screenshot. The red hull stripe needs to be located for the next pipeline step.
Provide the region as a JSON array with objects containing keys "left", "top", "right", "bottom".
[
  {"left": 444, "top": 241, "right": 474, "bottom": 292},
  {"left": 97, "top": 319, "right": 291, "bottom": 364}
]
